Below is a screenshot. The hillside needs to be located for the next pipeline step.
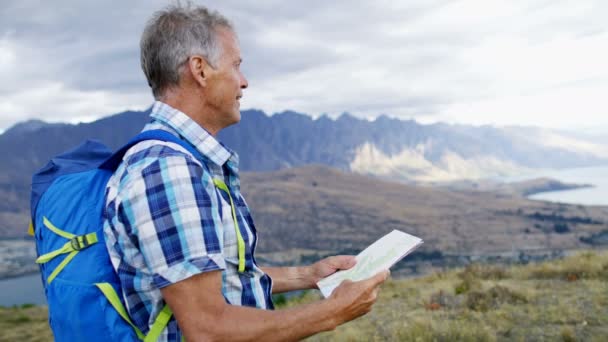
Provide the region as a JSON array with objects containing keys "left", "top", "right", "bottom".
[
  {"left": 242, "top": 166, "right": 608, "bottom": 266},
  {"left": 4, "top": 251, "right": 607, "bottom": 341},
  {"left": 3, "top": 165, "right": 608, "bottom": 277}
]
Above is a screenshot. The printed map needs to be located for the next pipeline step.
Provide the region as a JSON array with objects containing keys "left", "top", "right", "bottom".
[{"left": 317, "top": 230, "right": 423, "bottom": 297}]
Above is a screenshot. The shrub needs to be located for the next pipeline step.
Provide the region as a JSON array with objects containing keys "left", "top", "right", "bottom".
[
  {"left": 554, "top": 223, "right": 570, "bottom": 234},
  {"left": 454, "top": 263, "right": 508, "bottom": 295},
  {"left": 527, "top": 252, "right": 605, "bottom": 280},
  {"left": 272, "top": 294, "right": 287, "bottom": 307},
  {"left": 6, "top": 314, "right": 31, "bottom": 324},
  {"left": 560, "top": 327, "right": 576, "bottom": 342},
  {"left": 427, "top": 289, "right": 458, "bottom": 310},
  {"left": 454, "top": 275, "right": 481, "bottom": 295},
  {"left": 459, "top": 264, "right": 510, "bottom": 281},
  {"left": 466, "top": 285, "right": 527, "bottom": 312},
  {"left": 397, "top": 320, "right": 496, "bottom": 342}
]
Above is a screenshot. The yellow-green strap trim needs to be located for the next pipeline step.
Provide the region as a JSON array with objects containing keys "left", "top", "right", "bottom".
[
  {"left": 36, "top": 232, "right": 98, "bottom": 264},
  {"left": 96, "top": 283, "right": 146, "bottom": 340},
  {"left": 47, "top": 250, "right": 78, "bottom": 284},
  {"left": 43, "top": 216, "right": 75, "bottom": 239},
  {"left": 28, "top": 221, "right": 34, "bottom": 236},
  {"left": 144, "top": 305, "right": 173, "bottom": 342},
  {"left": 36, "top": 241, "right": 74, "bottom": 263},
  {"left": 213, "top": 178, "right": 246, "bottom": 273},
  {"left": 36, "top": 217, "right": 98, "bottom": 283},
  {"left": 96, "top": 283, "right": 173, "bottom": 341}
]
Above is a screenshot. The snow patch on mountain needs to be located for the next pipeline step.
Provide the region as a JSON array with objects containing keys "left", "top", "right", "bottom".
[{"left": 350, "top": 142, "right": 527, "bottom": 182}]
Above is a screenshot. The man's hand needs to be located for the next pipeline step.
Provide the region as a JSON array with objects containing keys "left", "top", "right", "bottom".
[
  {"left": 328, "top": 270, "right": 390, "bottom": 325},
  {"left": 263, "top": 255, "right": 357, "bottom": 293},
  {"left": 308, "top": 255, "right": 357, "bottom": 288}
]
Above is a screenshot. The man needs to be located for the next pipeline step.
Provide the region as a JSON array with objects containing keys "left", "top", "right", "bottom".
[{"left": 103, "top": 4, "right": 389, "bottom": 341}]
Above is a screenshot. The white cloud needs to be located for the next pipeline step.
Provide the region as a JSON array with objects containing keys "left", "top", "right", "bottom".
[
  {"left": 0, "top": 38, "right": 17, "bottom": 73},
  {"left": 432, "top": 81, "right": 608, "bottom": 129},
  {"left": 0, "top": 81, "right": 151, "bottom": 128},
  {"left": 1, "top": 0, "right": 607, "bottom": 132}
]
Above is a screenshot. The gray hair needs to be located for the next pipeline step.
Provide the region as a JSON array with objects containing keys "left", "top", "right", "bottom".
[{"left": 140, "top": 4, "right": 234, "bottom": 99}]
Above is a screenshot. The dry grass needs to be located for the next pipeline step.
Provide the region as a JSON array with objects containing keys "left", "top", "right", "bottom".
[
  {"left": 0, "top": 305, "right": 52, "bottom": 342},
  {"left": 2, "top": 251, "right": 607, "bottom": 341},
  {"left": 522, "top": 251, "right": 608, "bottom": 281},
  {"left": 284, "top": 250, "right": 608, "bottom": 341}
]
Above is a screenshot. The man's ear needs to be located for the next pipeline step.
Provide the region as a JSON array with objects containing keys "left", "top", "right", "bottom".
[{"left": 188, "top": 55, "right": 211, "bottom": 88}]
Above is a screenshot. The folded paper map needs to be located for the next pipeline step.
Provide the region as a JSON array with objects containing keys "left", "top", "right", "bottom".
[{"left": 317, "top": 230, "right": 423, "bottom": 298}]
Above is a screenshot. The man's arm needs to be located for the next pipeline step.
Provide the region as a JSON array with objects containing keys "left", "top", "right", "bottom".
[
  {"left": 162, "top": 269, "right": 389, "bottom": 342},
  {"left": 262, "top": 255, "right": 356, "bottom": 293}
]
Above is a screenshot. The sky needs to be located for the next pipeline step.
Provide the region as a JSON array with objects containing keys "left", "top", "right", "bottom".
[{"left": 0, "top": 0, "right": 607, "bottom": 133}]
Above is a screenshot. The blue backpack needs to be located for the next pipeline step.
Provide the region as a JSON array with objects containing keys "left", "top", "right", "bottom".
[{"left": 29, "top": 130, "right": 212, "bottom": 341}]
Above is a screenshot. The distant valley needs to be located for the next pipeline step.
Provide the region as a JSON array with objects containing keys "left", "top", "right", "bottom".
[{"left": 243, "top": 166, "right": 608, "bottom": 267}]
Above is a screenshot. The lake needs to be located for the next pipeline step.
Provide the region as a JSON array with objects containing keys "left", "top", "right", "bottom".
[
  {"left": 0, "top": 272, "right": 45, "bottom": 307},
  {"left": 523, "top": 165, "right": 608, "bottom": 206}
]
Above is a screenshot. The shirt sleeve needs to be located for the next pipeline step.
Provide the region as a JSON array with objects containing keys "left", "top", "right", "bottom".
[{"left": 116, "top": 152, "right": 226, "bottom": 289}]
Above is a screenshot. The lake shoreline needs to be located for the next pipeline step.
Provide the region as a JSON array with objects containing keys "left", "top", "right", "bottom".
[
  {"left": 521, "top": 182, "right": 593, "bottom": 197},
  {"left": 0, "top": 269, "right": 40, "bottom": 282},
  {"left": 513, "top": 165, "right": 608, "bottom": 206}
]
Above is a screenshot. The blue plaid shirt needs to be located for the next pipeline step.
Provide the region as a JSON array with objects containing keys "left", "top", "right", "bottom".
[{"left": 103, "top": 101, "right": 274, "bottom": 341}]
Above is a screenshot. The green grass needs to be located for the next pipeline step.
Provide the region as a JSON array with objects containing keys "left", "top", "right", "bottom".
[{"left": 2, "top": 251, "right": 607, "bottom": 341}]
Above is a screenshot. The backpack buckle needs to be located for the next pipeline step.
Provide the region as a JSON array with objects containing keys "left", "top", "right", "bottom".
[{"left": 70, "top": 235, "right": 92, "bottom": 251}]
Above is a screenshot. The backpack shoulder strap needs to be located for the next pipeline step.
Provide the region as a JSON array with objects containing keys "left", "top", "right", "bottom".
[{"left": 100, "top": 129, "right": 203, "bottom": 171}]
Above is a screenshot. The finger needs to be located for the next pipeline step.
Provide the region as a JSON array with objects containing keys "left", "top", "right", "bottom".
[
  {"left": 328, "top": 255, "right": 357, "bottom": 269},
  {"left": 365, "top": 270, "right": 390, "bottom": 287},
  {"left": 330, "top": 279, "right": 353, "bottom": 297},
  {"left": 371, "top": 287, "right": 380, "bottom": 300},
  {"left": 338, "top": 279, "right": 353, "bottom": 287}
]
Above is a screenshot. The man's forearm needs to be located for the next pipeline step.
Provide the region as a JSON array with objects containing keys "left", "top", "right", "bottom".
[
  {"left": 165, "top": 269, "right": 389, "bottom": 342},
  {"left": 262, "top": 266, "right": 315, "bottom": 293},
  {"left": 191, "top": 298, "right": 340, "bottom": 341}
]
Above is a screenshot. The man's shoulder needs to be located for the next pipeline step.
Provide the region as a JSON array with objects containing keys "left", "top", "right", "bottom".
[
  {"left": 125, "top": 140, "right": 198, "bottom": 166},
  {"left": 109, "top": 139, "right": 209, "bottom": 189}
]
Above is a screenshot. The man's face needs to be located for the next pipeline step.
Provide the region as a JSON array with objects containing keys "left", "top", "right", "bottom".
[{"left": 205, "top": 28, "right": 248, "bottom": 129}]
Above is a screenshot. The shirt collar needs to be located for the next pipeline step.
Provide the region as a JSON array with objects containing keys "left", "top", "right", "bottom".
[{"left": 149, "top": 101, "right": 234, "bottom": 166}]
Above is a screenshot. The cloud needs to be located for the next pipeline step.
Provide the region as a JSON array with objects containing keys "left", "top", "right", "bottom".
[
  {"left": 0, "top": 0, "right": 607, "bottom": 131},
  {"left": 0, "top": 81, "right": 150, "bottom": 128}
]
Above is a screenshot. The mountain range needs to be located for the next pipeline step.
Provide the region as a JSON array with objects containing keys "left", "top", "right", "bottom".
[
  {"left": 4, "top": 108, "right": 608, "bottom": 182},
  {"left": 1, "top": 108, "right": 608, "bottom": 238}
]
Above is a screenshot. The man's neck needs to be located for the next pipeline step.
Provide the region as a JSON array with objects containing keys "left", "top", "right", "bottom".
[{"left": 161, "top": 92, "right": 221, "bottom": 136}]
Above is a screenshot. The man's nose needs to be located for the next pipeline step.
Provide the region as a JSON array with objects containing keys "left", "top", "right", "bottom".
[{"left": 240, "top": 72, "right": 248, "bottom": 89}]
